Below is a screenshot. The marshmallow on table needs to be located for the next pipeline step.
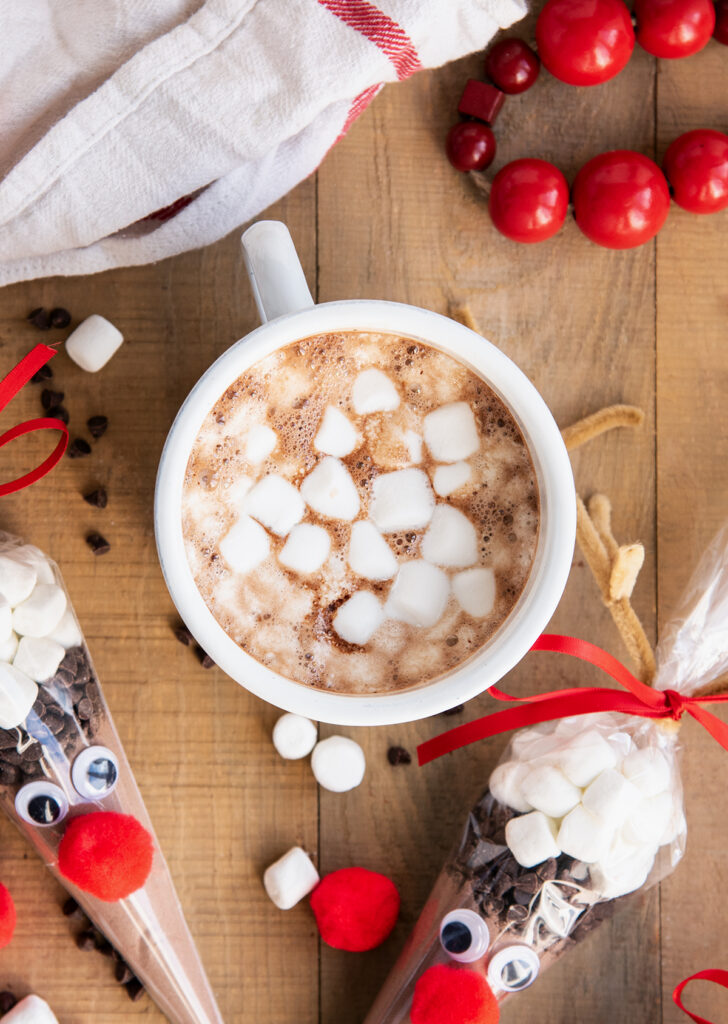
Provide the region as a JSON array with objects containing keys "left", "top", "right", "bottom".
[
  {"left": 489, "top": 761, "right": 533, "bottom": 813},
  {"left": 243, "top": 475, "right": 305, "bottom": 536},
  {"left": 452, "top": 567, "right": 496, "bottom": 618},
  {"left": 421, "top": 505, "right": 478, "bottom": 568},
  {"left": 332, "top": 591, "right": 384, "bottom": 645},
  {"left": 301, "top": 458, "right": 360, "bottom": 521},
  {"left": 0, "top": 995, "right": 60, "bottom": 1024},
  {"left": 557, "top": 729, "right": 618, "bottom": 787},
  {"left": 243, "top": 424, "right": 277, "bottom": 465},
  {"left": 279, "top": 524, "right": 331, "bottom": 574},
  {"left": 0, "top": 663, "right": 38, "bottom": 729},
  {"left": 315, "top": 407, "right": 360, "bottom": 457},
  {"left": 13, "top": 636, "right": 65, "bottom": 683},
  {"left": 347, "top": 521, "right": 397, "bottom": 581},
  {"left": 423, "top": 402, "right": 479, "bottom": 462},
  {"left": 48, "top": 607, "right": 83, "bottom": 649},
  {"left": 505, "top": 811, "right": 561, "bottom": 868},
  {"left": 623, "top": 791, "right": 674, "bottom": 846},
  {"left": 65, "top": 314, "right": 123, "bottom": 372},
  {"left": 352, "top": 369, "right": 400, "bottom": 414},
  {"left": 219, "top": 515, "right": 270, "bottom": 574},
  {"left": 263, "top": 846, "right": 320, "bottom": 910},
  {"left": 521, "top": 765, "right": 581, "bottom": 819},
  {"left": 12, "top": 584, "right": 67, "bottom": 638},
  {"left": 621, "top": 747, "right": 672, "bottom": 797},
  {"left": 385, "top": 560, "right": 449, "bottom": 628},
  {"left": 581, "top": 768, "right": 640, "bottom": 828},
  {"left": 432, "top": 461, "right": 471, "bottom": 497},
  {"left": 272, "top": 714, "right": 318, "bottom": 760},
  {"left": 370, "top": 468, "right": 435, "bottom": 532},
  {"left": 0, "top": 555, "right": 37, "bottom": 607},
  {"left": 557, "top": 804, "right": 614, "bottom": 863},
  {"left": 311, "top": 735, "right": 366, "bottom": 792}
]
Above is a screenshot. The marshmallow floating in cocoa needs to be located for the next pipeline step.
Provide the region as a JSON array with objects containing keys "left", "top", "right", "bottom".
[
  {"left": 311, "top": 735, "right": 366, "bottom": 792},
  {"left": 0, "top": 662, "right": 38, "bottom": 729},
  {"left": 243, "top": 475, "right": 305, "bottom": 536},
  {"left": 423, "top": 402, "right": 479, "bottom": 462},
  {"left": 272, "top": 713, "right": 318, "bottom": 760},
  {"left": 347, "top": 521, "right": 398, "bottom": 581},
  {"left": 452, "top": 567, "right": 496, "bottom": 618},
  {"left": 0, "top": 995, "right": 60, "bottom": 1024},
  {"left": 333, "top": 591, "right": 385, "bottom": 645},
  {"left": 65, "top": 314, "right": 123, "bottom": 373},
  {"left": 0, "top": 555, "right": 37, "bottom": 607},
  {"left": 369, "top": 468, "right": 435, "bottom": 533},
  {"left": 264, "top": 847, "right": 320, "bottom": 910},
  {"left": 13, "top": 636, "right": 65, "bottom": 682},
  {"left": 432, "top": 460, "right": 471, "bottom": 497},
  {"left": 219, "top": 516, "right": 270, "bottom": 574},
  {"left": 243, "top": 424, "right": 277, "bottom": 465},
  {"left": 300, "top": 457, "right": 360, "bottom": 521},
  {"left": 315, "top": 406, "right": 361, "bottom": 457},
  {"left": 385, "top": 560, "right": 450, "bottom": 628},
  {"left": 351, "top": 368, "right": 400, "bottom": 414},
  {"left": 12, "top": 584, "right": 67, "bottom": 638},
  {"left": 279, "top": 523, "right": 331, "bottom": 575},
  {"left": 421, "top": 505, "right": 478, "bottom": 569}
]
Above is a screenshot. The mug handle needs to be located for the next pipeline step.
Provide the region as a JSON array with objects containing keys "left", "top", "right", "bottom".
[{"left": 241, "top": 221, "right": 315, "bottom": 324}]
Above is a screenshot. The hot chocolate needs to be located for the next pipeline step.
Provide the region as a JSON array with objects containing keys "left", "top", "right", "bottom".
[{"left": 181, "top": 331, "right": 539, "bottom": 694}]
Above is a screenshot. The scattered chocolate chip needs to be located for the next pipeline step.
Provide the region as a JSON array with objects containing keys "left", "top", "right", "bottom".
[
  {"left": 41, "top": 389, "right": 64, "bottom": 411},
  {"left": 86, "top": 532, "right": 110, "bottom": 556},
  {"left": 30, "top": 364, "right": 53, "bottom": 383},
  {"left": 27, "top": 308, "right": 51, "bottom": 330},
  {"left": 49, "top": 307, "right": 71, "bottom": 328},
  {"left": 87, "top": 415, "right": 108, "bottom": 439},
  {"left": 194, "top": 645, "right": 215, "bottom": 669},
  {"left": 387, "top": 745, "right": 412, "bottom": 766},
  {"left": 173, "top": 625, "right": 194, "bottom": 646},
  {"left": 125, "top": 978, "right": 145, "bottom": 1002},
  {"left": 62, "top": 897, "right": 80, "bottom": 917},
  {"left": 54, "top": 406, "right": 70, "bottom": 425},
  {"left": 0, "top": 992, "right": 17, "bottom": 1013},
  {"left": 115, "top": 962, "right": 134, "bottom": 984},
  {"left": 83, "top": 487, "right": 108, "bottom": 508},
  {"left": 442, "top": 704, "right": 464, "bottom": 716},
  {"left": 77, "top": 930, "right": 97, "bottom": 951},
  {"left": 68, "top": 438, "right": 92, "bottom": 458}
]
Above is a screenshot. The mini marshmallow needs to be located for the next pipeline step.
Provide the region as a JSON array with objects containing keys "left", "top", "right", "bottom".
[
  {"left": 423, "top": 402, "right": 479, "bottom": 462},
  {"left": 48, "top": 607, "right": 83, "bottom": 649},
  {"left": 660, "top": 801, "right": 687, "bottom": 846},
  {"left": 511, "top": 726, "right": 554, "bottom": 759},
  {"left": 489, "top": 761, "right": 533, "bottom": 813},
  {"left": 263, "top": 846, "right": 320, "bottom": 910},
  {"left": 311, "top": 735, "right": 366, "bottom": 792},
  {"left": 301, "top": 458, "right": 360, "bottom": 521},
  {"left": 521, "top": 765, "right": 582, "bottom": 819},
  {"left": 314, "top": 407, "right": 360, "bottom": 457},
  {"left": 244, "top": 424, "right": 277, "bottom": 465},
  {"left": 332, "top": 591, "right": 384, "bottom": 646},
  {"left": 347, "top": 521, "right": 398, "bottom": 581},
  {"left": 243, "top": 475, "right": 305, "bottom": 536},
  {"left": 0, "top": 632, "right": 18, "bottom": 662},
  {"left": 0, "top": 595, "right": 11, "bottom": 642},
  {"left": 385, "top": 560, "right": 450, "bottom": 628},
  {"left": 13, "top": 636, "right": 65, "bottom": 683},
  {"left": 65, "top": 314, "right": 123, "bottom": 373},
  {"left": 15, "top": 547, "right": 55, "bottom": 585},
  {"left": 421, "top": 505, "right": 478, "bottom": 568},
  {"left": 558, "top": 729, "right": 618, "bottom": 787},
  {"left": 370, "top": 468, "right": 435, "bottom": 533},
  {"left": 272, "top": 714, "right": 318, "bottom": 760},
  {"left": 452, "top": 567, "right": 497, "bottom": 618},
  {"left": 279, "top": 524, "right": 331, "bottom": 574},
  {"left": 622, "top": 747, "right": 672, "bottom": 797},
  {"left": 0, "top": 662, "right": 38, "bottom": 729},
  {"left": 608, "top": 731, "right": 635, "bottom": 763},
  {"left": 12, "top": 584, "right": 67, "bottom": 638},
  {"left": 219, "top": 515, "right": 270, "bottom": 573},
  {"left": 351, "top": 368, "right": 400, "bottom": 414},
  {"left": 403, "top": 430, "right": 423, "bottom": 463},
  {"left": 505, "top": 811, "right": 561, "bottom": 868},
  {"left": 582, "top": 768, "right": 641, "bottom": 829},
  {"left": 0, "top": 555, "right": 37, "bottom": 607},
  {"left": 623, "top": 791, "right": 674, "bottom": 846},
  {"left": 432, "top": 461, "right": 471, "bottom": 497},
  {"left": 557, "top": 804, "right": 614, "bottom": 864},
  {"left": 590, "top": 841, "right": 657, "bottom": 899},
  {"left": 0, "top": 995, "right": 60, "bottom": 1024}
]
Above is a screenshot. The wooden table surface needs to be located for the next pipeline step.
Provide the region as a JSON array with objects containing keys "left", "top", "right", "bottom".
[{"left": 0, "top": 9, "right": 726, "bottom": 1023}]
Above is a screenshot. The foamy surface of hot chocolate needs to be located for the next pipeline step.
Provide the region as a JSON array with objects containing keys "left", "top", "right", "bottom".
[{"left": 182, "top": 331, "right": 539, "bottom": 694}]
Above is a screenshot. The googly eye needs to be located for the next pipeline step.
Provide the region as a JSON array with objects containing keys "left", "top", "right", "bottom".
[
  {"left": 15, "top": 781, "right": 69, "bottom": 827},
  {"left": 71, "top": 746, "right": 119, "bottom": 800},
  {"left": 439, "top": 909, "right": 490, "bottom": 963},
  {"left": 487, "top": 945, "right": 540, "bottom": 993}
]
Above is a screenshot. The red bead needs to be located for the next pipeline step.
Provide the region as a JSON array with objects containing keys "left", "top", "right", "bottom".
[
  {"left": 485, "top": 38, "right": 540, "bottom": 94},
  {"left": 489, "top": 159, "right": 569, "bottom": 243},
  {"left": 662, "top": 129, "right": 728, "bottom": 213},
  {"left": 572, "top": 150, "right": 671, "bottom": 249},
  {"left": 446, "top": 123, "right": 497, "bottom": 172},
  {"left": 714, "top": 0, "right": 728, "bottom": 43},
  {"left": 535, "top": 0, "right": 635, "bottom": 86},
  {"left": 634, "top": 0, "right": 715, "bottom": 56},
  {"left": 457, "top": 80, "right": 506, "bottom": 125}
]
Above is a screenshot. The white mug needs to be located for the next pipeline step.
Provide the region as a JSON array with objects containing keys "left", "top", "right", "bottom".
[{"left": 155, "top": 221, "right": 575, "bottom": 726}]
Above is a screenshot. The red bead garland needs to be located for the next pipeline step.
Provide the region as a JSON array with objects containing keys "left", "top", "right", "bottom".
[
  {"left": 489, "top": 159, "right": 569, "bottom": 242},
  {"left": 662, "top": 129, "right": 728, "bottom": 212},
  {"left": 634, "top": 0, "right": 716, "bottom": 57},
  {"left": 536, "top": 0, "right": 635, "bottom": 85}
]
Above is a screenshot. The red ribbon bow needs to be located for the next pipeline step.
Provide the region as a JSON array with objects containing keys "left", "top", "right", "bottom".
[
  {"left": 0, "top": 345, "right": 68, "bottom": 496},
  {"left": 417, "top": 634, "right": 728, "bottom": 766}
]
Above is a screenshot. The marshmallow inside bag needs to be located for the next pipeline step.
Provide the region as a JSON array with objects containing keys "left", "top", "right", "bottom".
[
  {"left": 505, "top": 811, "right": 561, "bottom": 868},
  {"left": 0, "top": 632, "right": 18, "bottom": 662},
  {"left": 351, "top": 368, "right": 400, "bottom": 414},
  {"left": 65, "top": 314, "right": 124, "bottom": 373},
  {"left": 301, "top": 458, "right": 360, "bottom": 521},
  {"left": 219, "top": 515, "right": 270, "bottom": 573},
  {"left": 314, "top": 407, "right": 361, "bottom": 457},
  {"left": 0, "top": 995, "right": 61, "bottom": 1024},
  {"left": 272, "top": 714, "right": 318, "bottom": 760},
  {"left": 279, "top": 524, "right": 331, "bottom": 575},
  {"left": 311, "top": 735, "right": 366, "bottom": 792},
  {"left": 489, "top": 761, "right": 533, "bottom": 813},
  {"left": 581, "top": 768, "right": 641, "bottom": 828},
  {"left": 347, "top": 521, "right": 398, "bottom": 581},
  {"left": 421, "top": 505, "right": 478, "bottom": 568},
  {"left": 332, "top": 591, "right": 384, "bottom": 645},
  {"left": 14, "top": 547, "right": 55, "bottom": 585},
  {"left": 590, "top": 840, "right": 657, "bottom": 899},
  {"left": 243, "top": 475, "right": 305, "bottom": 536},
  {"left": 432, "top": 461, "right": 471, "bottom": 497},
  {"left": 558, "top": 729, "right": 618, "bottom": 787},
  {"left": 621, "top": 747, "right": 672, "bottom": 797},
  {"left": 0, "top": 595, "right": 11, "bottom": 642},
  {"left": 13, "top": 636, "right": 65, "bottom": 683},
  {"left": 385, "top": 560, "right": 450, "bottom": 628},
  {"left": 263, "top": 846, "right": 320, "bottom": 910},
  {"left": 0, "top": 662, "right": 38, "bottom": 729},
  {"left": 48, "top": 607, "right": 83, "bottom": 649},
  {"left": 0, "top": 554, "right": 37, "bottom": 606},
  {"left": 423, "top": 402, "right": 480, "bottom": 462},
  {"left": 557, "top": 804, "right": 613, "bottom": 863},
  {"left": 623, "top": 791, "right": 674, "bottom": 846},
  {"left": 370, "top": 468, "right": 435, "bottom": 533},
  {"left": 244, "top": 424, "right": 277, "bottom": 465},
  {"left": 521, "top": 765, "right": 582, "bottom": 819},
  {"left": 452, "top": 567, "right": 496, "bottom": 618},
  {"left": 12, "top": 584, "right": 67, "bottom": 638}
]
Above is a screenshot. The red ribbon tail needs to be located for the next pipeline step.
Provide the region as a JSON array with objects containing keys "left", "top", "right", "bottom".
[{"left": 673, "top": 969, "right": 728, "bottom": 1024}]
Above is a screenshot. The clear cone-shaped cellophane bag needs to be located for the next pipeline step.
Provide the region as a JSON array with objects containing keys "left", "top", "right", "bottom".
[
  {"left": 0, "top": 531, "right": 223, "bottom": 1024},
  {"left": 365, "top": 526, "right": 728, "bottom": 1023}
]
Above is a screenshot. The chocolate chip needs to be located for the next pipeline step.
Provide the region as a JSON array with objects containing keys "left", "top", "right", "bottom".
[
  {"left": 62, "top": 897, "right": 80, "bottom": 917},
  {"left": 86, "top": 532, "right": 110, "bottom": 556},
  {"left": 517, "top": 872, "right": 541, "bottom": 894},
  {"left": 493, "top": 873, "right": 514, "bottom": 898},
  {"left": 125, "top": 978, "right": 145, "bottom": 1002},
  {"left": 0, "top": 765, "right": 20, "bottom": 785},
  {"left": 387, "top": 745, "right": 412, "bottom": 766},
  {"left": 54, "top": 406, "right": 70, "bottom": 425},
  {"left": 513, "top": 887, "right": 533, "bottom": 905},
  {"left": 506, "top": 904, "right": 528, "bottom": 923},
  {"left": 0, "top": 992, "right": 17, "bottom": 1013},
  {"left": 76, "top": 698, "right": 93, "bottom": 720},
  {"left": 49, "top": 307, "right": 71, "bottom": 329},
  {"left": 83, "top": 487, "right": 108, "bottom": 508},
  {"left": 537, "top": 858, "right": 558, "bottom": 881},
  {"left": 21, "top": 743, "right": 43, "bottom": 762},
  {"left": 68, "top": 438, "right": 91, "bottom": 459},
  {"left": 1, "top": 750, "right": 22, "bottom": 765},
  {"left": 41, "top": 389, "right": 64, "bottom": 410},
  {"left": 173, "top": 625, "right": 194, "bottom": 646},
  {"left": 194, "top": 646, "right": 215, "bottom": 669},
  {"left": 77, "top": 930, "right": 97, "bottom": 951},
  {"left": 30, "top": 364, "right": 53, "bottom": 383},
  {"left": 27, "top": 308, "right": 51, "bottom": 330},
  {"left": 442, "top": 704, "right": 464, "bottom": 716},
  {"left": 115, "top": 962, "right": 133, "bottom": 984},
  {"left": 87, "top": 415, "right": 108, "bottom": 439}
]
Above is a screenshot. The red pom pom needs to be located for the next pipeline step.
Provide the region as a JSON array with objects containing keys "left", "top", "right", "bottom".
[
  {"left": 58, "top": 812, "right": 154, "bottom": 902},
  {"left": 0, "top": 884, "right": 17, "bottom": 948},
  {"left": 411, "top": 965, "right": 500, "bottom": 1024},
  {"left": 309, "top": 867, "right": 399, "bottom": 952}
]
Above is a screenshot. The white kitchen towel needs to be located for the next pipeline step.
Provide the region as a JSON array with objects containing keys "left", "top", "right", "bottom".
[{"left": 0, "top": 0, "right": 526, "bottom": 286}]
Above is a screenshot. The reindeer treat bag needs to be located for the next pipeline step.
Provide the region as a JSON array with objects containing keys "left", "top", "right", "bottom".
[{"left": 0, "top": 531, "right": 222, "bottom": 1024}]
